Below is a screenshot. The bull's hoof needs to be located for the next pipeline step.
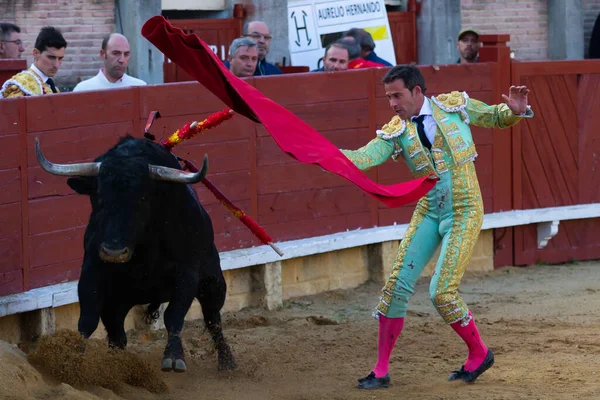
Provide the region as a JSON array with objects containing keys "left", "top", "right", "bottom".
[
  {"left": 161, "top": 357, "right": 187, "bottom": 372},
  {"left": 218, "top": 351, "right": 237, "bottom": 371}
]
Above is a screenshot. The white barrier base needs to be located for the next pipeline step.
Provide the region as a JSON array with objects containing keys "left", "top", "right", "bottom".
[{"left": 1, "top": 203, "right": 599, "bottom": 318}]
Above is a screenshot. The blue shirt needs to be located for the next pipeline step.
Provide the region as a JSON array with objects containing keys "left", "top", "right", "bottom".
[{"left": 365, "top": 51, "right": 393, "bottom": 67}]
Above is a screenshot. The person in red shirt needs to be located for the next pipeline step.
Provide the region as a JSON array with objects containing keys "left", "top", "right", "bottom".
[{"left": 341, "top": 36, "right": 386, "bottom": 69}]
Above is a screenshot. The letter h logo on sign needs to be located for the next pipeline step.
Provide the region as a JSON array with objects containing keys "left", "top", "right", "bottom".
[{"left": 288, "top": 5, "right": 319, "bottom": 52}]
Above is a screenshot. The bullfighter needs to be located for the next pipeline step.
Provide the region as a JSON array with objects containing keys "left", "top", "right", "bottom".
[{"left": 340, "top": 64, "right": 533, "bottom": 389}]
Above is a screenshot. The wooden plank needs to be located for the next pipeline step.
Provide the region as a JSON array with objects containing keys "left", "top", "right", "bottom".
[
  {"left": 521, "top": 131, "right": 554, "bottom": 208},
  {"left": 257, "top": 162, "right": 353, "bottom": 195},
  {"left": 551, "top": 75, "right": 579, "bottom": 161},
  {"left": 257, "top": 128, "right": 373, "bottom": 167},
  {"left": 378, "top": 206, "right": 416, "bottom": 226},
  {"left": 203, "top": 200, "right": 252, "bottom": 234},
  {"left": 0, "top": 203, "right": 21, "bottom": 238},
  {"left": 261, "top": 212, "right": 372, "bottom": 243},
  {"left": 18, "top": 100, "right": 29, "bottom": 291},
  {"left": 28, "top": 167, "right": 75, "bottom": 200},
  {"left": 376, "top": 159, "right": 416, "bottom": 185},
  {"left": 28, "top": 196, "right": 89, "bottom": 236},
  {"left": 176, "top": 139, "right": 251, "bottom": 174},
  {"left": 248, "top": 124, "right": 259, "bottom": 220},
  {"left": 0, "top": 98, "right": 20, "bottom": 135},
  {"left": 0, "top": 135, "right": 20, "bottom": 170},
  {"left": 26, "top": 89, "right": 136, "bottom": 132},
  {"left": 367, "top": 70, "right": 380, "bottom": 227},
  {"left": 139, "top": 82, "right": 227, "bottom": 118},
  {"left": 194, "top": 170, "right": 251, "bottom": 205},
  {"left": 520, "top": 77, "right": 565, "bottom": 207},
  {"left": 482, "top": 197, "right": 494, "bottom": 214},
  {"left": 511, "top": 60, "right": 600, "bottom": 77},
  {"left": 29, "top": 259, "right": 81, "bottom": 290},
  {"left": 214, "top": 229, "right": 259, "bottom": 252},
  {"left": 0, "top": 169, "right": 20, "bottom": 205},
  {"left": 0, "top": 236, "right": 21, "bottom": 274},
  {"left": 0, "top": 269, "right": 23, "bottom": 297},
  {"left": 514, "top": 225, "right": 535, "bottom": 266},
  {"left": 277, "top": 99, "right": 371, "bottom": 133},
  {"left": 254, "top": 69, "right": 373, "bottom": 106},
  {"left": 475, "top": 144, "right": 494, "bottom": 209},
  {"left": 29, "top": 227, "right": 85, "bottom": 269},
  {"left": 258, "top": 187, "right": 370, "bottom": 225},
  {"left": 578, "top": 74, "right": 600, "bottom": 204},
  {"left": 0, "top": 59, "right": 27, "bottom": 88},
  {"left": 27, "top": 121, "right": 136, "bottom": 167},
  {"left": 528, "top": 76, "right": 578, "bottom": 205}
]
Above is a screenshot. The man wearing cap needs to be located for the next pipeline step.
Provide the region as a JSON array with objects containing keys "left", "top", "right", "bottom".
[{"left": 457, "top": 28, "right": 480, "bottom": 64}]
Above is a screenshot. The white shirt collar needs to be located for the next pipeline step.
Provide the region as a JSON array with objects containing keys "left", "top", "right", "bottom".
[
  {"left": 30, "top": 63, "right": 49, "bottom": 83},
  {"left": 412, "top": 97, "right": 432, "bottom": 119},
  {"left": 99, "top": 69, "right": 125, "bottom": 84}
]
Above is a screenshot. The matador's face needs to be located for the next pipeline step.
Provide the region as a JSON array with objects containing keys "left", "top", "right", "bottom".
[{"left": 384, "top": 79, "right": 423, "bottom": 120}]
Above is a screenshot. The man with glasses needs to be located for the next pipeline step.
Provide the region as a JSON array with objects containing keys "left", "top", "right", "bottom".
[
  {"left": 0, "top": 23, "right": 25, "bottom": 59},
  {"left": 1, "top": 26, "right": 67, "bottom": 98},
  {"left": 225, "top": 21, "right": 281, "bottom": 76}
]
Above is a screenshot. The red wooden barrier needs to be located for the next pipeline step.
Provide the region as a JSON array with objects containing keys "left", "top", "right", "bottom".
[
  {"left": 511, "top": 60, "right": 600, "bottom": 265},
  {"left": 0, "top": 64, "right": 498, "bottom": 296},
  {"left": 2, "top": 54, "right": 600, "bottom": 297},
  {"left": 0, "top": 59, "right": 26, "bottom": 86}
]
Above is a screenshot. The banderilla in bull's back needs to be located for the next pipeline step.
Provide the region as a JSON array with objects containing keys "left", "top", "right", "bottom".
[{"left": 145, "top": 108, "right": 284, "bottom": 257}]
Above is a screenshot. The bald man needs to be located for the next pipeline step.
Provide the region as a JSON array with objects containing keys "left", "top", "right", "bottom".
[{"left": 73, "top": 33, "right": 146, "bottom": 92}]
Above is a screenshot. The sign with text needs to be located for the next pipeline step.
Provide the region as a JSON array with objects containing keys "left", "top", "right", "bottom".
[{"left": 287, "top": 0, "right": 396, "bottom": 70}]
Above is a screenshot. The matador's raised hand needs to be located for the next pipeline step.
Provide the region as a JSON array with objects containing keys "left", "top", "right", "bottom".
[{"left": 501, "top": 85, "right": 530, "bottom": 115}]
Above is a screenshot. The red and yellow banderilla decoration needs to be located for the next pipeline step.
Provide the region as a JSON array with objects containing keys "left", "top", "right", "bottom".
[
  {"left": 145, "top": 108, "right": 284, "bottom": 257},
  {"left": 161, "top": 108, "right": 235, "bottom": 150}
]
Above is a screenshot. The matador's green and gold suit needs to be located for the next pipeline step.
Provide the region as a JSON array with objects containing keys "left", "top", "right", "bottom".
[{"left": 341, "top": 91, "right": 533, "bottom": 326}]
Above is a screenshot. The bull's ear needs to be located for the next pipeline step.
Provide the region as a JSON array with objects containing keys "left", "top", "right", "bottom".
[{"left": 67, "top": 177, "right": 96, "bottom": 195}]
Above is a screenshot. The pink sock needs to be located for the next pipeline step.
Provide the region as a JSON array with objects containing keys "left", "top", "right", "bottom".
[
  {"left": 450, "top": 311, "right": 488, "bottom": 372},
  {"left": 372, "top": 316, "right": 404, "bottom": 378}
]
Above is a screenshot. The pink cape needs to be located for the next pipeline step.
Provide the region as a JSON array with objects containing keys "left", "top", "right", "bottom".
[{"left": 141, "top": 16, "right": 435, "bottom": 207}]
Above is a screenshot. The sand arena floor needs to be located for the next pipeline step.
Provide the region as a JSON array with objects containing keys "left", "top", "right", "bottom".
[{"left": 2, "top": 261, "right": 600, "bottom": 400}]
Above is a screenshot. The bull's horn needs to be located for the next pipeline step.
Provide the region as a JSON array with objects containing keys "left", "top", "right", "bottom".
[
  {"left": 148, "top": 154, "right": 208, "bottom": 184},
  {"left": 35, "top": 137, "right": 101, "bottom": 177}
]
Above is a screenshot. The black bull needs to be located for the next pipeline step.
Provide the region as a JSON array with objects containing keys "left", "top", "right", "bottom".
[{"left": 35, "top": 135, "right": 236, "bottom": 372}]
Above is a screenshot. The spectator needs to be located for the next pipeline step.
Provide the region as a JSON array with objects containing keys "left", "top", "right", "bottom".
[
  {"left": 73, "top": 33, "right": 146, "bottom": 92},
  {"left": 227, "top": 37, "right": 259, "bottom": 78},
  {"left": 312, "top": 41, "right": 350, "bottom": 72},
  {"left": 224, "top": 21, "right": 282, "bottom": 76},
  {"left": 1, "top": 26, "right": 67, "bottom": 98},
  {"left": 343, "top": 28, "right": 392, "bottom": 66},
  {"left": 590, "top": 13, "right": 600, "bottom": 59},
  {"left": 0, "top": 22, "right": 25, "bottom": 59},
  {"left": 341, "top": 36, "right": 385, "bottom": 69},
  {"left": 457, "top": 28, "right": 480, "bottom": 64}
]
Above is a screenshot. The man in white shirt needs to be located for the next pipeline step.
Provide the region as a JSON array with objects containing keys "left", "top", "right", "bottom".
[{"left": 73, "top": 33, "right": 146, "bottom": 92}]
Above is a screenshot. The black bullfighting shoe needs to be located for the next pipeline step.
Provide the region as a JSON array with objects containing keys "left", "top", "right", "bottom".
[
  {"left": 357, "top": 371, "right": 391, "bottom": 389},
  {"left": 448, "top": 349, "right": 495, "bottom": 383}
]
